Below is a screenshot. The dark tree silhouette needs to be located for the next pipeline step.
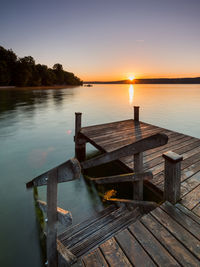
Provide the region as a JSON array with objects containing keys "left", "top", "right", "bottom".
[{"left": 0, "top": 46, "right": 83, "bottom": 86}]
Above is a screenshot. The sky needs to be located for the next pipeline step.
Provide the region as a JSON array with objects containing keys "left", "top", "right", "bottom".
[{"left": 1, "top": 0, "right": 200, "bottom": 81}]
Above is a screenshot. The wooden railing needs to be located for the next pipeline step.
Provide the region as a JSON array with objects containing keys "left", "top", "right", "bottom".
[{"left": 26, "top": 158, "right": 81, "bottom": 267}]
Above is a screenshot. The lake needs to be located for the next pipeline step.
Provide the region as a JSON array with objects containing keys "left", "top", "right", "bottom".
[{"left": 1, "top": 84, "right": 200, "bottom": 266}]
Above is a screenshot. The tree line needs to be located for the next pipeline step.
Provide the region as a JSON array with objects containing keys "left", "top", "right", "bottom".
[{"left": 0, "top": 46, "right": 83, "bottom": 87}]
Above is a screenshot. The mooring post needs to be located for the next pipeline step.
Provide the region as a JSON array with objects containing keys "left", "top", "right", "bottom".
[
  {"left": 134, "top": 106, "right": 140, "bottom": 122},
  {"left": 133, "top": 152, "right": 143, "bottom": 200},
  {"left": 46, "top": 168, "right": 58, "bottom": 267},
  {"left": 162, "top": 151, "right": 183, "bottom": 204},
  {"left": 75, "top": 112, "right": 86, "bottom": 161}
]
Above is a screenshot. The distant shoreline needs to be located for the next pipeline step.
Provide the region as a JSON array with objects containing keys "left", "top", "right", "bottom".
[
  {"left": 84, "top": 77, "right": 200, "bottom": 84},
  {"left": 0, "top": 85, "right": 81, "bottom": 90}
]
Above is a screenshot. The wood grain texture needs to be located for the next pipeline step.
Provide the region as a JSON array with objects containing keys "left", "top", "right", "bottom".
[{"left": 100, "top": 237, "right": 132, "bottom": 266}]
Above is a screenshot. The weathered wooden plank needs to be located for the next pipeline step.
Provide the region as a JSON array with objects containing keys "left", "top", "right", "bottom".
[
  {"left": 153, "top": 156, "right": 200, "bottom": 188},
  {"left": 82, "top": 248, "right": 108, "bottom": 267},
  {"left": 181, "top": 184, "right": 200, "bottom": 210},
  {"left": 89, "top": 171, "right": 152, "bottom": 184},
  {"left": 102, "top": 127, "right": 164, "bottom": 151},
  {"left": 151, "top": 207, "right": 200, "bottom": 259},
  {"left": 115, "top": 229, "right": 156, "bottom": 267},
  {"left": 71, "top": 208, "right": 140, "bottom": 257},
  {"left": 81, "top": 119, "right": 154, "bottom": 138},
  {"left": 143, "top": 135, "right": 194, "bottom": 161},
  {"left": 142, "top": 140, "right": 200, "bottom": 173},
  {"left": 81, "top": 133, "right": 168, "bottom": 169},
  {"left": 142, "top": 137, "right": 197, "bottom": 169},
  {"left": 192, "top": 203, "right": 200, "bottom": 217},
  {"left": 96, "top": 125, "right": 160, "bottom": 147},
  {"left": 160, "top": 202, "right": 200, "bottom": 240},
  {"left": 26, "top": 158, "right": 81, "bottom": 188},
  {"left": 141, "top": 213, "right": 200, "bottom": 266},
  {"left": 58, "top": 205, "right": 116, "bottom": 242},
  {"left": 124, "top": 133, "right": 192, "bottom": 161},
  {"left": 46, "top": 168, "right": 58, "bottom": 267},
  {"left": 100, "top": 237, "right": 132, "bottom": 266},
  {"left": 57, "top": 239, "right": 77, "bottom": 266},
  {"left": 37, "top": 200, "right": 72, "bottom": 227},
  {"left": 129, "top": 221, "right": 179, "bottom": 266},
  {"left": 89, "top": 122, "right": 156, "bottom": 143},
  {"left": 175, "top": 203, "right": 200, "bottom": 225},
  {"left": 121, "top": 133, "right": 191, "bottom": 166},
  {"left": 181, "top": 171, "right": 200, "bottom": 197},
  {"left": 140, "top": 143, "right": 200, "bottom": 184},
  {"left": 62, "top": 206, "right": 126, "bottom": 249}
]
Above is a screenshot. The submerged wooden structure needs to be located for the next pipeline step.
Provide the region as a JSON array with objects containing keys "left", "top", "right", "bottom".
[{"left": 26, "top": 107, "right": 200, "bottom": 266}]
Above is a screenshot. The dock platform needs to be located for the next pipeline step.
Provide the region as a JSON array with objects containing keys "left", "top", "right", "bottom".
[
  {"left": 80, "top": 119, "right": 200, "bottom": 215},
  {"left": 82, "top": 201, "right": 200, "bottom": 266}
]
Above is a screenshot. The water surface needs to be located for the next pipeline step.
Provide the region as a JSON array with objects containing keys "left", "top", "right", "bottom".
[{"left": 1, "top": 84, "right": 200, "bottom": 266}]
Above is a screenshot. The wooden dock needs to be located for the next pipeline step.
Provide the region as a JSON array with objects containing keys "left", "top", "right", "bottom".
[
  {"left": 80, "top": 118, "right": 200, "bottom": 215},
  {"left": 26, "top": 108, "right": 200, "bottom": 267}
]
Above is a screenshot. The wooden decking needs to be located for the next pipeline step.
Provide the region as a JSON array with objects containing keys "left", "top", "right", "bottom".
[
  {"left": 80, "top": 119, "right": 200, "bottom": 216},
  {"left": 58, "top": 204, "right": 142, "bottom": 259},
  {"left": 82, "top": 201, "right": 200, "bottom": 266}
]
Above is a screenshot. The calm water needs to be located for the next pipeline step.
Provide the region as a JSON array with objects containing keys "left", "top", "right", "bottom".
[{"left": 1, "top": 84, "right": 200, "bottom": 266}]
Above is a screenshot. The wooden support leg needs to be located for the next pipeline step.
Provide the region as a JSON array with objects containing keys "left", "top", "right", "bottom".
[
  {"left": 75, "top": 139, "right": 86, "bottom": 162},
  {"left": 47, "top": 168, "right": 58, "bottom": 267},
  {"left": 134, "top": 106, "right": 140, "bottom": 122},
  {"left": 74, "top": 112, "right": 86, "bottom": 162},
  {"left": 133, "top": 152, "right": 143, "bottom": 200}
]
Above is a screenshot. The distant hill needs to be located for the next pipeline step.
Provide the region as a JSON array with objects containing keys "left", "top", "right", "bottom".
[{"left": 85, "top": 77, "right": 200, "bottom": 84}]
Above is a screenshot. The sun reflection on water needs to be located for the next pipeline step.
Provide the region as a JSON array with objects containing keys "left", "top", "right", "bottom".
[{"left": 129, "top": 84, "right": 134, "bottom": 105}]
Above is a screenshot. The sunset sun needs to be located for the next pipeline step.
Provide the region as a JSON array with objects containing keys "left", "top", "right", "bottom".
[{"left": 128, "top": 75, "right": 135, "bottom": 81}]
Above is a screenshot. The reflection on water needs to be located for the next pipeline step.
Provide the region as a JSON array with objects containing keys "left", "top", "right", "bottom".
[
  {"left": 1, "top": 84, "right": 200, "bottom": 267},
  {"left": 129, "top": 84, "right": 134, "bottom": 105}
]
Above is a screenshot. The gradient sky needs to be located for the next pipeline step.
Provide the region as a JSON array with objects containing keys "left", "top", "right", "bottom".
[{"left": 1, "top": 0, "right": 200, "bottom": 81}]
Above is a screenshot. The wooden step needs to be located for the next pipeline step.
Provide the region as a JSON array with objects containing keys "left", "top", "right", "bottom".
[
  {"left": 61, "top": 205, "right": 127, "bottom": 249},
  {"left": 58, "top": 205, "right": 117, "bottom": 242},
  {"left": 70, "top": 208, "right": 141, "bottom": 257}
]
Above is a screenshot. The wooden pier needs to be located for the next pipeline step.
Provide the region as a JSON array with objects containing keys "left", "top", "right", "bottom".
[
  {"left": 78, "top": 108, "right": 200, "bottom": 214},
  {"left": 26, "top": 107, "right": 200, "bottom": 266}
]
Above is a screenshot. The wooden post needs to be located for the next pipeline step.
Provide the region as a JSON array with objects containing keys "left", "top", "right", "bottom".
[
  {"left": 163, "top": 151, "right": 183, "bottom": 204},
  {"left": 133, "top": 152, "right": 143, "bottom": 200},
  {"left": 46, "top": 168, "right": 58, "bottom": 267},
  {"left": 75, "top": 112, "right": 86, "bottom": 161},
  {"left": 134, "top": 106, "right": 140, "bottom": 122}
]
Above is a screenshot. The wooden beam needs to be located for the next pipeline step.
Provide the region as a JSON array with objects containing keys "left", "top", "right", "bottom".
[
  {"left": 133, "top": 152, "right": 143, "bottom": 200},
  {"left": 26, "top": 158, "right": 81, "bottom": 188},
  {"left": 163, "top": 151, "right": 183, "bottom": 204},
  {"left": 37, "top": 200, "right": 72, "bottom": 227},
  {"left": 81, "top": 133, "right": 168, "bottom": 169},
  {"left": 104, "top": 197, "right": 158, "bottom": 208},
  {"left": 89, "top": 172, "right": 153, "bottom": 184},
  {"left": 46, "top": 168, "right": 58, "bottom": 267}
]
